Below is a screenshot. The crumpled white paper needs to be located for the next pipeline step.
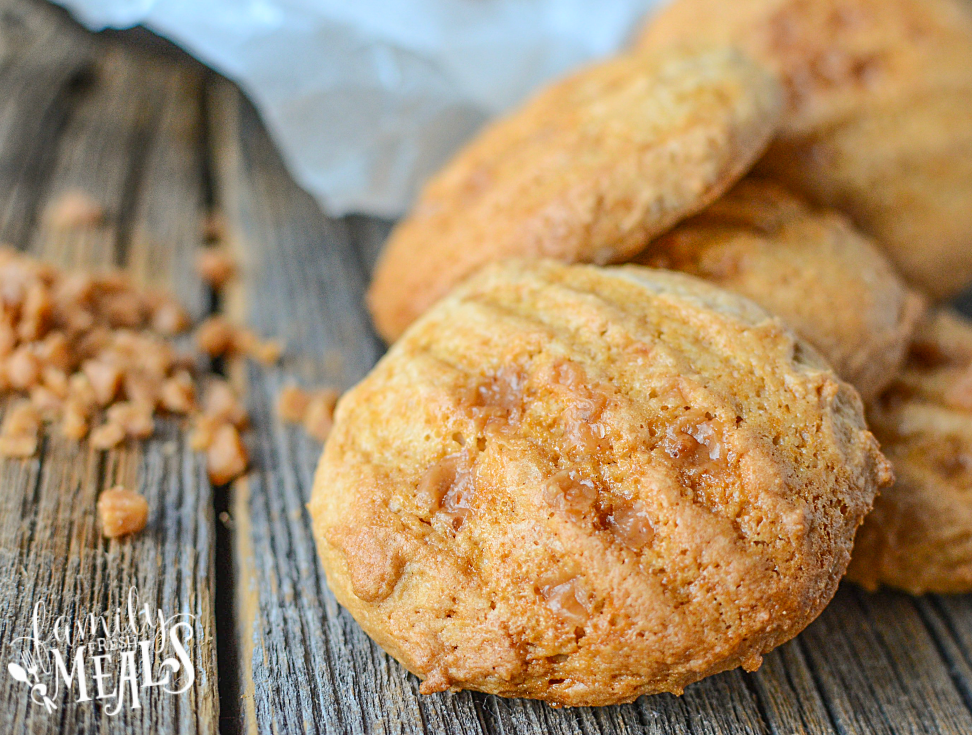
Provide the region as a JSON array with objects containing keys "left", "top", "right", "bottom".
[{"left": 52, "top": 0, "right": 664, "bottom": 217}]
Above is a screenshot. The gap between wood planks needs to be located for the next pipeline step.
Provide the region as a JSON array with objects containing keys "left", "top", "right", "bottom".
[{"left": 198, "top": 79, "right": 248, "bottom": 735}]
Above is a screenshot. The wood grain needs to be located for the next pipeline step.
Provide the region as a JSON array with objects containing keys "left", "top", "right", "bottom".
[
  {"left": 0, "top": 2, "right": 218, "bottom": 732},
  {"left": 4, "top": 1, "right": 972, "bottom": 733}
]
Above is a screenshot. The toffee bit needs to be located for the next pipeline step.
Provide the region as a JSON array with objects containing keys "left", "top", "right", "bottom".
[
  {"left": 206, "top": 423, "right": 249, "bottom": 485},
  {"left": 46, "top": 190, "right": 105, "bottom": 231},
  {"left": 196, "top": 248, "right": 236, "bottom": 289},
  {"left": 195, "top": 316, "right": 235, "bottom": 357},
  {"left": 202, "top": 379, "right": 248, "bottom": 428},
  {"left": 277, "top": 385, "right": 311, "bottom": 423},
  {"left": 82, "top": 359, "right": 122, "bottom": 406},
  {"left": 61, "top": 399, "right": 89, "bottom": 440},
  {"left": 188, "top": 414, "right": 220, "bottom": 452},
  {"left": 0, "top": 400, "right": 40, "bottom": 458},
  {"left": 90, "top": 421, "right": 125, "bottom": 450},
  {"left": 0, "top": 249, "right": 278, "bottom": 492},
  {"left": 304, "top": 390, "right": 339, "bottom": 443},
  {"left": 160, "top": 371, "right": 195, "bottom": 414},
  {"left": 7, "top": 347, "right": 40, "bottom": 390},
  {"left": 248, "top": 337, "right": 284, "bottom": 366},
  {"left": 277, "top": 384, "right": 340, "bottom": 442},
  {"left": 98, "top": 486, "right": 148, "bottom": 538},
  {"left": 106, "top": 401, "right": 154, "bottom": 439}
]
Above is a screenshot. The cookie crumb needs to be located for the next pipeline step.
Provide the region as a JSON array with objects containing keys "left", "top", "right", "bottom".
[{"left": 98, "top": 486, "right": 148, "bottom": 538}]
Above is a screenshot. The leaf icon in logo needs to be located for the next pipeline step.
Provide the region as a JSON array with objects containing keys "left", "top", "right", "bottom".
[{"left": 8, "top": 662, "right": 29, "bottom": 684}]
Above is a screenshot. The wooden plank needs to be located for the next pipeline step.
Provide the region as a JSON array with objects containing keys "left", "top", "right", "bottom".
[
  {"left": 916, "top": 597, "right": 972, "bottom": 713},
  {"left": 0, "top": 0, "right": 94, "bottom": 248},
  {"left": 0, "top": 4, "right": 219, "bottom": 733},
  {"left": 793, "top": 586, "right": 972, "bottom": 735},
  {"left": 747, "top": 639, "right": 835, "bottom": 734}
]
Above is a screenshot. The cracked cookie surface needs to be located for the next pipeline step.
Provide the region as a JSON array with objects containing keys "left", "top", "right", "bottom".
[
  {"left": 367, "top": 47, "right": 782, "bottom": 342},
  {"left": 638, "top": 0, "right": 972, "bottom": 298},
  {"left": 633, "top": 179, "right": 925, "bottom": 401},
  {"left": 312, "top": 260, "right": 890, "bottom": 706}
]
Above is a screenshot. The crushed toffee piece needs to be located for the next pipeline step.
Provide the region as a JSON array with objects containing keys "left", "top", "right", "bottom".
[
  {"left": 196, "top": 248, "right": 237, "bottom": 289},
  {"left": 276, "top": 384, "right": 340, "bottom": 442},
  {"left": 98, "top": 485, "right": 149, "bottom": 538},
  {"left": 0, "top": 248, "right": 260, "bottom": 497},
  {"left": 46, "top": 190, "right": 104, "bottom": 231}
]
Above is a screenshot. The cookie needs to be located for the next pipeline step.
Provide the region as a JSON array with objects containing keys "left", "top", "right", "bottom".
[
  {"left": 637, "top": 0, "right": 972, "bottom": 298},
  {"left": 846, "top": 310, "right": 972, "bottom": 594},
  {"left": 366, "top": 47, "right": 783, "bottom": 342},
  {"left": 633, "top": 179, "right": 925, "bottom": 402},
  {"left": 311, "top": 260, "right": 891, "bottom": 706}
]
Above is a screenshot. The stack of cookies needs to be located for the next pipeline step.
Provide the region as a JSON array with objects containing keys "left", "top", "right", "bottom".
[{"left": 309, "top": 0, "right": 972, "bottom": 707}]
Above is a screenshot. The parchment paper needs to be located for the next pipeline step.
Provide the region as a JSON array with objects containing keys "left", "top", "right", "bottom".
[{"left": 52, "top": 0, "right": 664, "bottom": 217}]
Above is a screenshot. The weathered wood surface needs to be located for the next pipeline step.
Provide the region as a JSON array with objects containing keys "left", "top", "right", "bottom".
[
  {"left": 0, "top": 2, "right": 218, "bottom": 733},
  {"left": 3, "top": 0, "right": 972, "bottom": 733}
]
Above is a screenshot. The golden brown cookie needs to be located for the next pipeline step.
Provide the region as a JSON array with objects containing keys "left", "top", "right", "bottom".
[
  {"left": 311, "top": 260, "right": 891, "bottom": 706},
  {"left": 847, "top": 310, "right": 972, "bottom": 594},
  {"left": 633, "top": 179, "right": 925, "bottom": 402},
  {"left": 366, "top": 47, "right": 783, "bottom": 342},
  {"left": 637, "top": 0, "right": 972, "bottom": 298}
]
